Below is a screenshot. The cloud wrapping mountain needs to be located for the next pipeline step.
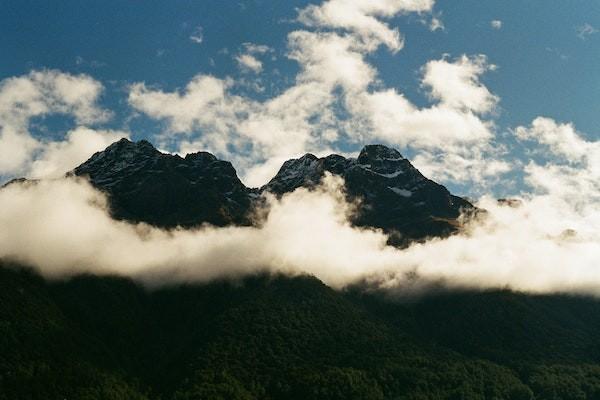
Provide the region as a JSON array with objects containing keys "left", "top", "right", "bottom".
[
  {"left": 2, "top": 136, "right": 600, "bottom": 295},
  {"left": 1, "top": 0, "right": 600, "bottom": 296}
]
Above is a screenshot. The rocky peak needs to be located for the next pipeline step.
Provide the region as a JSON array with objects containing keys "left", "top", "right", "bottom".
[
  {"left": 72, "top": 139, "right": 252, "bottom": 228},
  {"left": 103, "top": 138, "right": 158, "bottom": 158},
  {"left": 355, "top": 144, "right": 416, "bottom": 179},
  {"left": 184, "top": 151, "right": 218, "bottom": 164},
  {"left": 357, "top": 144, "right": 404, "bottom": 164},
  {"left": 263, "top": 144, "right": 473, "bottom": 245}
]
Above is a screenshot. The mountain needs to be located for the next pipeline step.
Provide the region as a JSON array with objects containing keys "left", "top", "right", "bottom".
[
  {"left": 263, "top": 144, "right": 473, "bottom": 244},
  {"left": 71, "top": 138, "right": 253, "bottom": 228},
  {"left": 4, "top": 139, "right": 600, "bottom": 399},
  {"left": 71, "top": 139, "right": 473, "bottom": 243}
]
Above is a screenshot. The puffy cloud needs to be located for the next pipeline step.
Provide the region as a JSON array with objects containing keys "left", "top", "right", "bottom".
[
  {"left": 234, "top": 41, "right": 274, "bottom": 75},
  {"left": 29, "top": 127, "right": 129, "bottom": 179},
  {"left": 126, "top": 0, "right": 507, "bottom": 190},
  {"left": 297, "top": 0, "right": 435, "bottom": 51},
  {"left": 515, "top": 117, "right": 600, "bottom": 202},
  {"left": 345, "top": 88, "right": 494, "bottom": 148},
  {"left": 0, "top": 70, "right": 114, "bottom": 178},
  {"left": 412, "top": 149, "right": 511, "bottom": 187},
  {"left": 128, "top": 75, "right": 249, "bottom": 143},
  {"left": 515, "top": 117, "right": 597, "bottom": 161},
  {"left": 288, "top": 31, "right": 376, "bottom": 91},
  {"left": 490, "top": 20, "right": 502, "bottom": 30},
  {"left": 421, "top": 55, "right": 498, "bottom": 114},
  {"left": 130, "top": 24, "right": 500, "bottom": 188},
  {"left": 0, "top": 175, "right": 395, "bottom": 287}
]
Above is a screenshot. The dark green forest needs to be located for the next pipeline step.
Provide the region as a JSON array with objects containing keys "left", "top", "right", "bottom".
[{"left": 3, "top": 263, "right": 600, "bottom": 400}]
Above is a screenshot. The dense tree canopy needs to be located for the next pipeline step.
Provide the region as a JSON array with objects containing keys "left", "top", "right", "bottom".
[{"left": 3, "top": 264, "right": 600, "bottom": 399}]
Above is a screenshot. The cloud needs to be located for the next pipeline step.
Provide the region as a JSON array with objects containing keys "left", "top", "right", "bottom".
[
  {"left": 411, "top": 149, "right": 511, "bottom": 188},
  {"left": 514, "top": 117, "right": 600, "bottom": 201},
  {"left": 3, "top": 0, "right": 600, "bottom": 298},
  {"left": 0, "top": 175, "right": 395, "bottom": 287},
  {"left": 0, "top": 70, "right": 114, "bottom": 179},
  {"left": 490, "top": 20, "right": 502, "bottom": 30},
  {"left": 429, "top": 16, "right": 444, "bottom": 31},
  {"left": 576, "top": 23, "right": 598, "bottom": 40},
  {"left": 515, "top": 117, "right": 595, "bottom": 161},
  {"left": 243, "top": 43, "right": 272, "bottom": 54},
  {"left": 189, "top": 26, "right": 204, "bottom": 44},
  {"left": 28, "top": 127, "right": 129, "bottom": 179},
  {"left": 4, "top": 153, "right": 600, "bottom": 296},
  {"left": 236, "top": 54, "right": 263, "bottom": 73},
  {"left": 128, "top": 75, "right": 247, "bottom": 140},
  {"left": 297, "top": 0, "right": 435, "bottom": 51},
  {"left": 128, "top": 0, "right": 500, "bottom": 189},
  {"left": 421, "top": 55, "right": 498, "bottom": 114}
]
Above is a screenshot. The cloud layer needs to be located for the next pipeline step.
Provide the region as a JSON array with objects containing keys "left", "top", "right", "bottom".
[{"left": 2, "top": 149, "right": 600, "bottom": 296}]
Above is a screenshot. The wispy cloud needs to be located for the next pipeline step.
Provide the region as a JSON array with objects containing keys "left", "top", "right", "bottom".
[
  {"left": 236, "top": 53, "right": 263, "bottom": 73},
  {"left": 189, "top": 26, "right": 204, "bottom": 44},
  {"left": 576, "top": 23, "right": 598, "bottom": 40}
]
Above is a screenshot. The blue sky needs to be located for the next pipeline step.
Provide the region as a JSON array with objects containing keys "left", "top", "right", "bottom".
[{"left": 1, "top": 0, "right": 599, "bottom": 195}]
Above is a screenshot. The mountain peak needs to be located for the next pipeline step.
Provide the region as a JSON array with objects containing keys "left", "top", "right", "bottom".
[
  {"left": 106, "top": 137, "right": 157, "bottom": 152},
  {"left": 358, "top": 144, "right": 404, "bottom": 164},
  {"left": 72, "top": 139, "right": 251, "bottom": 228}
]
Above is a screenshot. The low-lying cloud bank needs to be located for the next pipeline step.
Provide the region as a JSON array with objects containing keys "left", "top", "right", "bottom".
[{"left": 2, "top": 166, "right": 600, "bottom": 295}]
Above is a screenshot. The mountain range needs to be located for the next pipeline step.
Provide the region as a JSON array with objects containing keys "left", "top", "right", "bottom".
[
  {"left": 70, "top": 138, "right": 473, "bottom": 245},
  {"left": 2, "top": 139, "right": 600, "bottom": 400}
]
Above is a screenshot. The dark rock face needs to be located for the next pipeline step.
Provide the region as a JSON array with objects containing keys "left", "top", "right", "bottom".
[
  {"left": 69, "top": 139, "right": 472, "bottom": 243},
  {"left": 263, "top": 144, "right": 473, "bottom": 244},
  {"left": 72, "top": 138, "right": 252, "bottom": 228}
]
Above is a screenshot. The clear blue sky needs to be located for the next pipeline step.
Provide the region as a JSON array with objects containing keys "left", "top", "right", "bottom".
[{"left": 1, "top": 0, "right": 599, "bottom": 194}]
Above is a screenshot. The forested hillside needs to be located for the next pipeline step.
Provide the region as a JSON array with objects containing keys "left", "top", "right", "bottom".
[{"left": 3, "top": 264, "right": 600, "bottom": 400}]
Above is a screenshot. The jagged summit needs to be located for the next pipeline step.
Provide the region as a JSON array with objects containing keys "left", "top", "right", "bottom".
[
  {"left": 72, "top": 138, "right": 252, "bottom": 228},
  {"left": 358, "top": 144, "right": 404, "bottom": 162},
  {"left": 263, "top": 144, "right": 472, "bottom": 244}
]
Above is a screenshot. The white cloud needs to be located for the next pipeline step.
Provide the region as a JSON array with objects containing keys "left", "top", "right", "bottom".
[
  {"left": 515, "top": 117, "right": 600, "bottom": 202},
  {"left": 236, "top": 54, "right": 263, "bottom": 73},
  {"left": 0, "top": 175, "right": 395, "bottom": 287},
  {"left": 576, "top": 23, "right": 598, "bottom": 40},
  {"left": 189, "top": 26, "right": 204, "bottom": 44},
  {"left": 5, "top": 163, "right": 600, "bottom": 296},
  {"left": 515, "top": 117, "right": 595, "bottom": 161},
  {"left": 0, "top": 70, "right": 113, "bottom": 178},
  {"left": 128, "top": 75, "right": 248, "bottom": 140},
  {"left": 421, "top": 55, "right": 498, "bottom": 114},
  {"left": 429, "top": 16, "right": 444, "bottom": 31},
  {"left": 297, "top": 0, "right": 435, "bottom": 51},
  {"left": 412, "top": 148, "right": 511, "bottom": 187},
  {"left": 129, "top": 1, "right": 501, "bottom": 189},
  {"left": 243, "top": 43, "right": 272, "bottom": 54},
  {"left": 490, "top": 20, "right": 502, "bottom": 30},
  {"left": 29, "top": 127, "right": 129, "bottom": 179}
]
